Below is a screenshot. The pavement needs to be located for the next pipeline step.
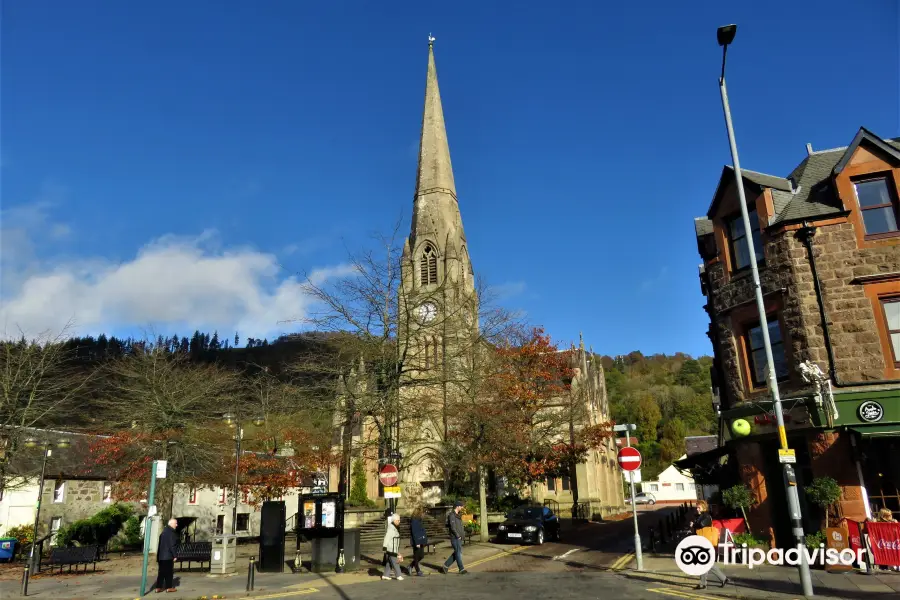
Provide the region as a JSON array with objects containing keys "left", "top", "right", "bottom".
[{"left": 4, "top": 507, "right": 899, "bottom": 599}]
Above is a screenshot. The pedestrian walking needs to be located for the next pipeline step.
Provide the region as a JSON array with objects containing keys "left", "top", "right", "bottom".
[
  {"left": 154, "top": 518, "right": 179, "bottom": 593},
  {"left": 441, "top": 501, "right": 468, "bottom": 574},
  {"left": 691, "top": 501, "right": 727, "bottom": 590},
  {"left": 382, "top": 513, "right": 404, "bottom": 580},
  {"left": 409, "top": 507, "right": 428, "bottom": 576}
]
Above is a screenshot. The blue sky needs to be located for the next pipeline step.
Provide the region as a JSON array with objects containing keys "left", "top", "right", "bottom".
[{"left": 1, "top": 0, "right": 898, "bottom": 357}]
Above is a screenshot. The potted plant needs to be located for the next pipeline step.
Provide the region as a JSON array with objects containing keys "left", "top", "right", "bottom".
[
  {"left": 722, "top": 483, "right": 756, "bottom": 532},
  {"left": 805, "top": 477, "right": 842, "bottom": 529}
]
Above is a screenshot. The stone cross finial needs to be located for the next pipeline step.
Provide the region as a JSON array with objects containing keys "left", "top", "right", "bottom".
[{"left": 428, "top": 33, "right": 436, "bottom": 46}]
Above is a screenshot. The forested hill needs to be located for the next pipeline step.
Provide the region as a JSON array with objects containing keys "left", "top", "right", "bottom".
[{"left": 600, "top": 352, "right": 717, "bottom": 481}]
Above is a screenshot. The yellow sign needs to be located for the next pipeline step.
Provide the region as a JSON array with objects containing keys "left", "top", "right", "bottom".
[
  {"left": 383, "top": 486, "right": 401, "bottom": 498},
  {"left": 778, "top": 448, "right": 796, "bottom": 464}
]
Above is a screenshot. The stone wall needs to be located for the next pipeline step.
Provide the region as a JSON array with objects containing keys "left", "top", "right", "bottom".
[
  {"left": 807, "top": 431, "right": 867, "bottom": 523},
  {"left": 708, "top": 218, "right": 900, "bottom": 406}
]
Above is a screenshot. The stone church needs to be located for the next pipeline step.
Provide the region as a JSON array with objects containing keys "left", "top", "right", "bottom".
[{"left": 330, "top": 40, "right": 624, "bottom": 517}]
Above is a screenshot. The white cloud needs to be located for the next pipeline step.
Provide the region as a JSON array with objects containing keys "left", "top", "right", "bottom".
[
  {"left": 491, "top": 281, "right": 527, "bottom": 300},
  {"left": 0, "top": 204, "right": 353, "bottom": 341}
]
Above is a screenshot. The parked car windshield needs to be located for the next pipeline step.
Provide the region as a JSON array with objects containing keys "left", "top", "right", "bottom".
[{"left": 507, "top": 507, "right": 542, "bottom": 520}]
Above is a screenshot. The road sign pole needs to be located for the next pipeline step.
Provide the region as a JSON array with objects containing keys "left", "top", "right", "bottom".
[
  {"left": 140, "top": 460, "right": 158, "bottom": 596},
  {"left": 625, "top": 431, "right": 643, "bottom": 571}
]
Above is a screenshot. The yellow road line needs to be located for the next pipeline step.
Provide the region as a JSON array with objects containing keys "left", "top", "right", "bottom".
[
  {"left": 647, "top": 587, "right": 722, "bottom": 600},
  {"left": 610, "top": 552, "right": 634, "bottom": 570},
  {"left": 465, "top": 545, "right": 529, "bottom": 569},
  {"left": 241, "top": 587, "right": 319, "bottom": 600}
]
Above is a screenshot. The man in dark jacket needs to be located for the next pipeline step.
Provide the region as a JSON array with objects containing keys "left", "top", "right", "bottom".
[
  {"left": 155, "top": 518, "right": 179, "bottom": 593},
  {"left": 441, "top": 501, "right": 467, "bottom": 574}
]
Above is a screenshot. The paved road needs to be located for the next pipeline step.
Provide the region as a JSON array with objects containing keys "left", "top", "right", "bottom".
[
  {"left": 469, "top": 505, "right": 677, "bottom": 573},
  {"left": 242, "top": 571, "right": 745, "bottom": 600}
]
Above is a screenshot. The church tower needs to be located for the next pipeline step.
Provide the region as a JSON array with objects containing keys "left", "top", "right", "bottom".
[{"left": 398, "top": 37, "right": 478, "bottom": 496}]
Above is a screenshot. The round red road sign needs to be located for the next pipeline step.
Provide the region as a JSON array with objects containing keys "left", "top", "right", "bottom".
[
  {"left": 617, "top": 446, "right": 642, "bottom": 472},
  {"left": 379, "top": 464, "right": 399, "bottom": 487}
]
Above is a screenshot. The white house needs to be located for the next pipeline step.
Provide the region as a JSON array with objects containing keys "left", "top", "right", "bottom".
[
  {"left": 0, "top": 480, "right": 40, "bottom": 536},
  {"left": 639, "top": 457, "right": 698, "bottom": 503},
  {"left": 172, "top": 484, "right": 304, "bottom": 541}
]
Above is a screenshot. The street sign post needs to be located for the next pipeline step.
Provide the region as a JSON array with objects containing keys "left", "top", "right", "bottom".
[
  {"left": 617, "top": 427, "right": 643, "bottom": 571},
  {"left": 617, "top": 446, "right": 642, "bottom": 471},
  {"left": 379, "top": 464, "right": 399, "bottom": 488},
  {"left": 139, "top": 460, "right": 159, "bottom": 597}
]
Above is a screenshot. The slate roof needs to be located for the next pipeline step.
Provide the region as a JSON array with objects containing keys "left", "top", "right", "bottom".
[
  {"left": 695, "top": 128, "right": 900, "bottom": 235},
  {"left": 3, "top": 428, "right": 111, "bottom": 480},
  {"left": 694, "top": 218, "right": 713, "bottom": 237},
  {"left": 684, "top": 435, "right": 718, "bottom": 456}
]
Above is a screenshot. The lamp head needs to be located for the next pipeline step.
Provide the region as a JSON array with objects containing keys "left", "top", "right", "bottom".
[
  {"left": 253, "top": 417, "right": 265, "bottom": 427},
  {"left": 55, "top": 438, "right": 71, "bottom": 449},
  {"left": 717, "top": 24, "right": 737, "bottom": 47},
  {"left": 23, "top": 437, "right": 38, "bottom": 448},
  {"left": 222, "top": 413, "right": 235, "bottom": 427}
]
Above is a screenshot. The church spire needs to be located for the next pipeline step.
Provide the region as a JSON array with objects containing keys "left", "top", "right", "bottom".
[
  {"left": 410, "top": 36, "right": 466, "bottom": 251},
  {"left": 415, "top": 35, "right": 456, "bottom": 202}
]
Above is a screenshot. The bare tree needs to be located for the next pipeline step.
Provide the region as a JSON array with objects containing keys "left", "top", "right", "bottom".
[
  {"left": 92, "top": 344, "right": 242, "bottom": 520},
  {"left": 0, "top": 325, "right": 95, "bottom": 495}
]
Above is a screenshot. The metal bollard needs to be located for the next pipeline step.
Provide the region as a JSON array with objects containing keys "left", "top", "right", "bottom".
[
  {"left": 21, "top": 563, "right": 30, "bottom": 596},
  {"left": 659, "top": 518, "right": 667, "bottom": 543},
  {"left": 648, "top": 527, "right": 656, "bottom": 552},
  {"left": 246, "top": 556, "right": 256, "bottom": 592}
]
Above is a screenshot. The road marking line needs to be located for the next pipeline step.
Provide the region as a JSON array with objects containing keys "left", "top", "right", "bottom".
[
  {"left": 647, "top": 587, "right": 721, "bottom": 600},
  {"left": 610, "top": 552, "right": 634, "bottom": 570},
  {"left": 241, "top": 588, "right": 319, "bottom": 600},
  {"left": 465, "top": 545, "right": 528, "bottom": 569},
  {"left": 552, "top": 549, "right": 579, "bottom": 561}
]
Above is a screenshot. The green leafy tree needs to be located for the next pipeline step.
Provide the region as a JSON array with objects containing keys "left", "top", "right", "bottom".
[
  {"left": 634, "top": 396, "right": 661, "bottom": 442},
  {"left": 348, "top": 458, "right": 374, "bottom": 507},
  {"left": 806, "top": 477, "right": 842, "bottom": 528},
  {"left": 722, "top": 484, "right": 756, "bottom": 530}
]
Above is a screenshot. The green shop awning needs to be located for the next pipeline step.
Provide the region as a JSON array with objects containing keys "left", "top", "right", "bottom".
[{"left": 847, "top": 424, "right": 900, "bottom": 437}]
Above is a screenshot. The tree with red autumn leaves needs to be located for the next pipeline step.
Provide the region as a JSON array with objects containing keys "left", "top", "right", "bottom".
[
  {"left": 87, "top": 344, "right": 336, "bottom": 520},
  {"left": 451, "top": 328, "right": 613, "bottom": 501}
]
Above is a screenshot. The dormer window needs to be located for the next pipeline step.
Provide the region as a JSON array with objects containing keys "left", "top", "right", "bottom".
[
  {"left": 420, "top": 245, "right": 438, "bottom": 285},
  {"left": 726, "top": 209, "right": 763, "bottom": 272},
  {"left": 855, "top": 177, "right": 899, "bottom": 237}
]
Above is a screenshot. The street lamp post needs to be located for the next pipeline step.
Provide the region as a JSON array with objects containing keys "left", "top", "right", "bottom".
[
  {"left": 21, "top": 437, "right": 70, "bottom": 597},
  {"left": 223, "top": 413, "right": 265, "bottom": 535},
  {"left": 716, "top": 24, "right": 814, "bottom": 598}
]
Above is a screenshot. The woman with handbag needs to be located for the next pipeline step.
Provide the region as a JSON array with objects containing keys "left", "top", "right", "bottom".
[
  {"left": 692, "top": 500, "right": 728, "bottom": 589},
  {"left": 382, "top": 513, "right": 404, "bottom": 580}
]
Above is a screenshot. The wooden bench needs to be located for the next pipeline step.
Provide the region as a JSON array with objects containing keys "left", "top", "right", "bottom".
[
  {"left": 174, "top": 542, "right": 212, "bottom": 571},
  {"left": 47, "top": 545, "right": 99, "bottom": 573}
]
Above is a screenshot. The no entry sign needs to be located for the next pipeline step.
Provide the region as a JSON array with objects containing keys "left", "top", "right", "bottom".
[
  {"left": 379, "top": 464, "right": 399, "bottom": 487},
  {"left": 617, "top": 446, "right": 642, "bottom": 472}
]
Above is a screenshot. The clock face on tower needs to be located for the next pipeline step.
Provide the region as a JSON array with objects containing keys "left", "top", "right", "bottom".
[{"left": 416, "top": 302, "right": 438, "bottom": 323}]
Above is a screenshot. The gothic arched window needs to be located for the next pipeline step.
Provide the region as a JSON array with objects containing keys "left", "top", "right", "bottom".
[{"left": 420, "top": 245, "right": 438, "bottom": 286}]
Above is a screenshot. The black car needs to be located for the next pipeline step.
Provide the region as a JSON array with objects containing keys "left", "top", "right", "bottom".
[{"left": 496, "top": 506, "right": 560, "bottom": 545}]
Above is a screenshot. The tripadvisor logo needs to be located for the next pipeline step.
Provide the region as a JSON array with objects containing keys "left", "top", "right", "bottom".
[{"left": 674, "top": 535, "right": 865, "bottom": 575}]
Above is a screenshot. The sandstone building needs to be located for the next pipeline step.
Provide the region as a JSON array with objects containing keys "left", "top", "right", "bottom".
[
  {"left": 329, "top": 41, "right": 624, "bottom": 517},
  {"left": 687, "top": 128, "right": 900, "bottom": 544}
]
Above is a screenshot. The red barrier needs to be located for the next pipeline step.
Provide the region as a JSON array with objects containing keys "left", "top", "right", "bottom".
[
  {"left": 845, "top": 520, "right": 863, "bottom": 553},
  {"left": 712, "top": 518, "right": 746, "bottom": 535},
  {"left": 867, "top": 522, "right": 900, "bottom": 567}
]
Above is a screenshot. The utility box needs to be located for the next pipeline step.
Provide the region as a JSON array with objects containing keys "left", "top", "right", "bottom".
[{"left": 210, "top": 534, "right": 237, "bottom": 575}]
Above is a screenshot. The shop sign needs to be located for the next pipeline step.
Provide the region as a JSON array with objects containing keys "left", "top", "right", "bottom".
[{"left": 858, "top": 400, "right": 885, "bottom": 423}]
